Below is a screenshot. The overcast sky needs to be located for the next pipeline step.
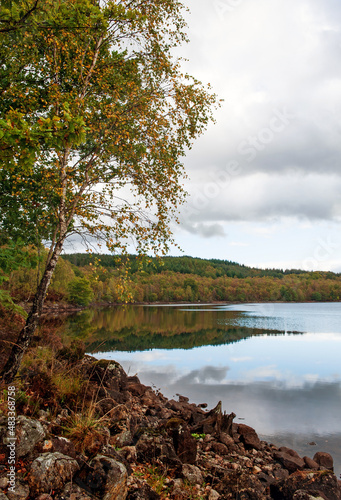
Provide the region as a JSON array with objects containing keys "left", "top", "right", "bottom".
[{"left": 169, "top": 0, "right": 341, "bottom": 271}]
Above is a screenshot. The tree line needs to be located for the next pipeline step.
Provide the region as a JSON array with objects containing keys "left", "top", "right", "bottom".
[{"left": 2, "top": 248, "right": 340, "bottom": 306}]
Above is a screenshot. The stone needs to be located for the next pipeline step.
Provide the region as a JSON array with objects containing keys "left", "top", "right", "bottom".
[
  {"left": 75, "top": 455, "right": 127, "bottom": 500},
  {"left": 293, "top": 490, "right": 326, "bottom": 499},
  {"left": 208, "top": 490, "right": 220, "bottom": 500},
  {"left": 110, "top": 430, "right": 133, "bottom": 448},
  {"left": 0, "top": 493, "right": 8, "bottom": 500},
  {"left": 304, "top": 456, "right": 319, "bottom": 470},
  {"left": 28, "top": 452, "right": 79, "bottom": 495},
  {"left": 182, "top": 464, "right": 203, "bottom": 485},
  {"left": 237, "top": 424, "right": 262, "bottom": 450},
  {"left": 211, "top": 442, "right": 229, "bottom": 456},
  {"left": 35, "top": 495, "right": 54, "bottom": 500},
  {"left": 219, "top": 432, "right": 235, "bottom": 449},
  {"left": 136, "top": 433, "right": 180, "bottom": 467},
  {"left": 313, "top": 452, "right": 334, "bottom": 470},
  {"left": 216, "top": 470, "right": 265, "bottom": 499},
  {"left": 270, "top": 470, "right": 341, "bottom": 500},
  {"left": 0, "top": 477, "right": 9, "bottom": 489},
  {"left": 56, "top": 482, "right": 96, "bottom": 500},
  {"left": 13, "top": 417, "right": 45, "bottom": 458},
  {"left": 119, "top": 446, "right": 137, "bottom": 463},
  {"left": 279, "top": 446, "right": 301, "bottom": 458},
  {"left": 6, "top": 479, "right": 30, "bottom": 500},
  {"left": 126, "top": 483, "right": 160, "bottom": 499},
  {"left": 274, "top": 450, "right": 305, "bottom": 472}
]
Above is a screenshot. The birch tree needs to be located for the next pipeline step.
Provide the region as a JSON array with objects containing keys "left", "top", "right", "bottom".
[{"left": 0, "top": 0, "right": 217, "bottom": 382}]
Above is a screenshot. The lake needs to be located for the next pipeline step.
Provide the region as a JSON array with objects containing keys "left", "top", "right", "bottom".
[{"left": 64, "top": 302, "right": 341, "bottom": 477}]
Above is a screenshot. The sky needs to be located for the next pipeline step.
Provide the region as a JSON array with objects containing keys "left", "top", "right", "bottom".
[{"left": 168, "top": 0, "right": 341, "bottom": 272}]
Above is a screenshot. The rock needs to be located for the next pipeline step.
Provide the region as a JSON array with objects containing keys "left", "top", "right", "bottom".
[
  {"left": 293, "top": 490, "right": 326, "bottom": 499},
  {"left": 56, "top": 482, "right": 96, "bottom": 499},
  {"left": 211, "top": 441, "right": 229, "bottom": 456},
  {"left": 136, "top": 433, "right": 180, "bottom": 467},
  {"left": 274, "top": 450, "right": 305, "bottom": 472},
  {"left": 75, "top": 455, "right": 127, "bottom": 500},
  {"left": 100, "top": 445, "right": 132, "bottom": 476},
  {"left": 14, "top": 417, "right": 45, "bottom": 458},
  {"left": 119, "top": 446, "right": 137, "bottom": 463},
  {"left": 237, "top": 424, "right": 262, "bottom": 450},
  {"left": 126, "top": 383, "right": 147, "bottom": 397},
  {"left": 182, "top": 464, "right": 203, "bottom": 485},
  {"left": 28, "top": 452, "right": 79, "bottom": 495},
  {"left": 304, "top": 456, "right": 320, "bottom": 470},
  {"left": 126, "top": 483, "right": 160, "bottom": 499},
  {"left": 89, "top": 359, "right": 128, "bottom": 398},
  {"left": 35, "top": 495, "right": 54, "bottom": 500},
  {"left": 0, "top": 493, "right": 9, "bottom": 500},
  {"left": 6, "top": 479, "right": 30, "bottom": 500},
  {"left": 108, "top": 404, "right": 129, "bottom": 422},
  {"left": 219, "top": 432, "right": 236, "bottom": 449},
  {"left": 279, "top": 447, "right": 302, "bottom": 458},
  {"left": 215, "top": 470, "right": 265, "bottom": 499},
  {"left": 208, "top": 490, "right": 220, "bottom": 500},
  {"left": 165, "top": 400, "right": 192, "bottom": 420},
  {"left": 110, "top": 430, "right": 133, "bottom": 448},
  {"left": 0, "top": 477, "right": 9, "bottom": 489},
  {"left": 51, "top": 436, "right": 77, "bottom": 458},
  {"left": 313, "top": 452, "right": 334, "bottom": 470},
  {"left": 270, "top": 470, "right": 341, "bottom": 500}
]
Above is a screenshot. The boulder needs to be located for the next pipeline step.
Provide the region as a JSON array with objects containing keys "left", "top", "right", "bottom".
[
  {"left": 274, "top": 450, "right": 305, "bottom": 472},
  {"left": 237, "top": 424, "right": 262, "bottom": 450},
  {"left": 28, "top": 452, "right": 79, "bottom": 495},
  {"left": 270, "top": 470, "right": 341, "bottom": 500},
  {"left": 75, "top": 455, "right": 127, "bottom": 500},
  {"left": 12, "top": 417, "right": 45, "bottom": 458},
  {"left": 219, "top": 432, "right": 236, "bottom": 449},
  {"left": 136, "top": 433, "right": 180, "bottom": 467},
  {"left": 110, "top": 430, "right": 133, "bottom": 448},
  {"left": 313, "top": 452, "right": 334, "bottom": 470},
  {"left": 88, "top": 359, "right": 128, "bottom": 394},
  {"left": 182, "top": 464, "right": 203, "bottom": 485},
  {"left": 303, "top": 457, "right": 319, "bottom": 470}
]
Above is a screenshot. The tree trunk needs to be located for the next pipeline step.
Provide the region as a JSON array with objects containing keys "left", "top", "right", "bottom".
[{"left": 1, "top": 238, "right": 65, "bottom": 384}]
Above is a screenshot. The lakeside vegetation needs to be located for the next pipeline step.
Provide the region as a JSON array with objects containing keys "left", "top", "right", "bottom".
[{"left": 1, "top": 246, "right": 341, "bottom": 309}]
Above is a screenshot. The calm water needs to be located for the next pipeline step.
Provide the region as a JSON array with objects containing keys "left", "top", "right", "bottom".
[{"left": 64, "top": 302, "right": 341, "bottom": 477}]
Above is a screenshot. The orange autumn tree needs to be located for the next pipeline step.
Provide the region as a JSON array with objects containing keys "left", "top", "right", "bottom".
[{"left": 0, "top": 0, "right": 217, "bottom": 382}]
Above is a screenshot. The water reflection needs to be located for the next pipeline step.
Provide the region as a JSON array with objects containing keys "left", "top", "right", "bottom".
[
  {"left": 63, "top": 303, "right": 341, "bottom": 477},
  {"left": 64, "top": 305, "right": 298, "bottom": 352}
]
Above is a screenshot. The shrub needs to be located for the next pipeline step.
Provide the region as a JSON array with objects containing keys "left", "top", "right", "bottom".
[{"left": 67, "top": 277, "right": 94, "bottom": 306}]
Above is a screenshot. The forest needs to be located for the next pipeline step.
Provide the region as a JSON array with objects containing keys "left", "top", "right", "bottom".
[{"left": 1, "top": 245, "right": 341, "bottom": 309}]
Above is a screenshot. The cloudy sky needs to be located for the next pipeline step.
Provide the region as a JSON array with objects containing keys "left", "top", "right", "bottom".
[{"left": 168, "top": 0, "right": 341, "bottom": 271}]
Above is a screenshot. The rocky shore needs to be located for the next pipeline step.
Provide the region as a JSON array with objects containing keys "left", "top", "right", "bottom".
[{"left": 1, "top": 356, "right": 340, "bottom": 500}]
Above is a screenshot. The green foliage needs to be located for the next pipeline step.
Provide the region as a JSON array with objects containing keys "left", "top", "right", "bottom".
[
  {"left": 191, "top": 433, "right": 206, "bottom": 441},
  {"left": 67, "top": 277, "right": 94, "bottom": 306}
]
